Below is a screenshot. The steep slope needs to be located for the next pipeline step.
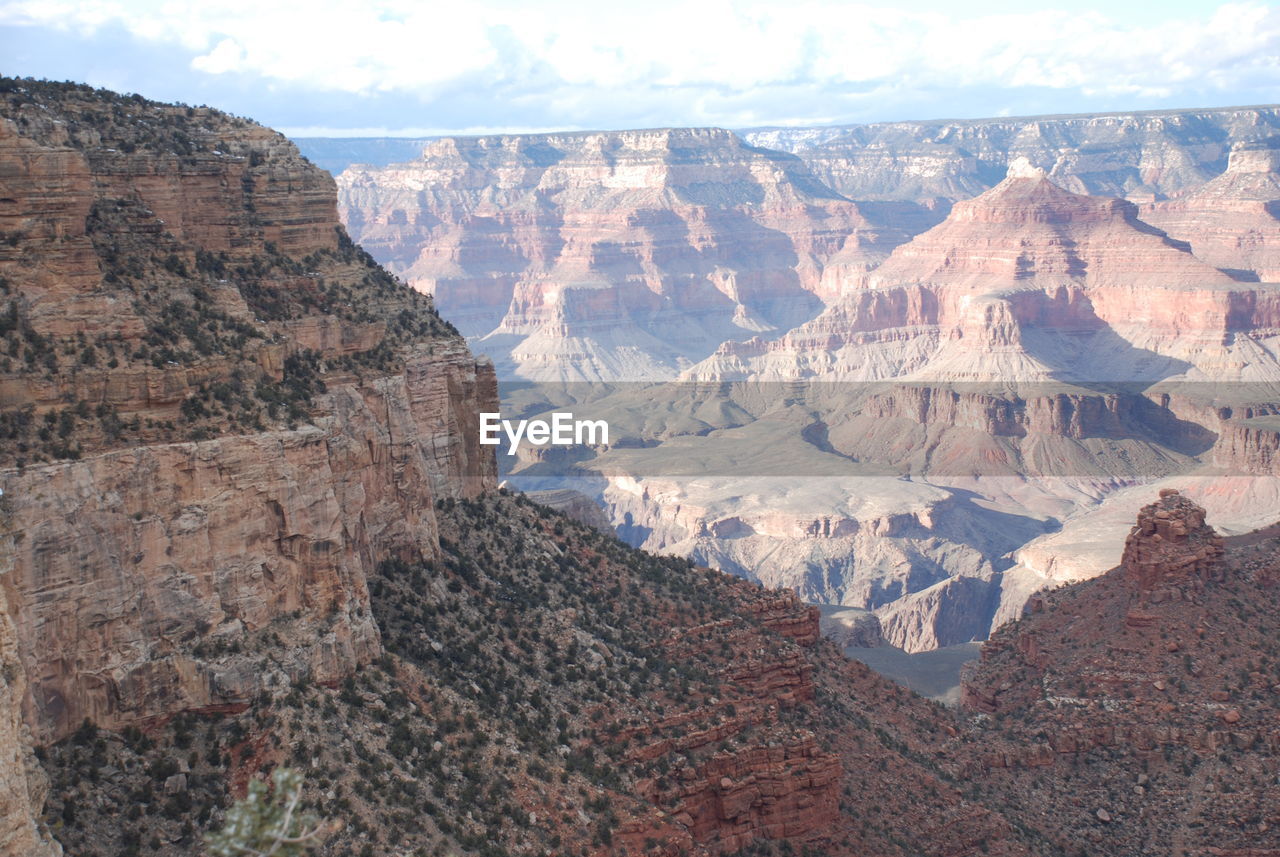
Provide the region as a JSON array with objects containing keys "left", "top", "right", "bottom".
[
  {"left": 35, "top": 492, "right": 1045, "bottom": 857},
  {"left": 960, "top": 492, "right": 1280, "bottom": 854},
  {"left": 336, "top": 129, "right": 912, "bottom": 380},
  {"left": 0, "top": 77, "right": 497, "bottom": 857},
  {"left": 745, "top": 105, "right": 1280, "bottom": 203}
]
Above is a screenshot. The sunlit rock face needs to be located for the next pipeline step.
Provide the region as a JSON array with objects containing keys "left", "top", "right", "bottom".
[
  {"left": 337, "top": 128, "right": 917, "bottom": 380},
  {"left": 745, "top": 106, "right": 1280, "bottom": 203},
  {"left": 694, "top": 162, "right": 1280, "bottom": 385},
  {"left": 1142, "top": 142, "right": 1280, "bottom": 283}
]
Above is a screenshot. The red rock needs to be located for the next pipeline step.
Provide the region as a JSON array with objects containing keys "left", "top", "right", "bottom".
[
  {"left": 1142, "top": 143, "right": 1280, "bottom": 283},
  {"left": 1121, "top": 491, "right": 1225, "bottom": 592}
]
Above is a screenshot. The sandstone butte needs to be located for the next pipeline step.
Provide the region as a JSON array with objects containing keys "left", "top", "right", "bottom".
[{"left": 3, "top": 78, "right": 1280, "bottom": 857}]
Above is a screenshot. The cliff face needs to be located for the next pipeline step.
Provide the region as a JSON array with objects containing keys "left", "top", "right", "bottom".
[
  {"left": 698, "top": 163, "right": 1276, "bottom": 383},
  {"left": 1142, "top": 142, "right": 1280, "bottom": 282},
  {"left": 337, "top": 128, "right": 914, "bottom": 380},
  {"left": 745, "top": 105, "right": 1280, "bottom": 203},
  {"left": 0, "top": 520, "right": 59, "bottom": 857},
  {"left": 0, "top": 79, "right": 497, "bottom": 760},
  {"left": 612, "top": 163, "right": 1280, "bottom": 652}
]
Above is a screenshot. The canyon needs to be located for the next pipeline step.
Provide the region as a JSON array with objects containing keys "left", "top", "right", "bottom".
[
  {"left": 743, "top": 104, "right": 1280, "bottom": 203},
  {"left": 335, "top": 128, "right": 915, "bottom": 380},
  {"left": 2, "top": 76, "right": 1279, "bottom": 856},
  {"left": 326, "top": 106, "right": 1280, "bottom": 655}
]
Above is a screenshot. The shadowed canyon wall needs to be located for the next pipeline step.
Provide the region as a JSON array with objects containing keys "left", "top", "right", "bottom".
[{"left": 0, "top": 80, "right": 498, "bottom": 852}]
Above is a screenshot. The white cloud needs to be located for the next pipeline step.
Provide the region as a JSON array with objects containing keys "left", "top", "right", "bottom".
[
  {"left": 3, "top": 0, "right": 1278, "bottom": 129},
  {"left": 191, "top": 36, "right": 244, "bottom": 74}
]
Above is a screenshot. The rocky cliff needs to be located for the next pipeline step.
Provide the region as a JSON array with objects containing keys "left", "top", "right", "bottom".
[
  {"left": 0, "top": 514, "right": 59, "bottom": 857},
  {"left": 336, "top": 128, "right": 914, "bottom": 379},
  {"left": 616, "top": 165, "right": 1277, "bottom": 650},
  {"left": 697, "top": 161, "right": 1278, "bottom": 383},
  {"left": 0, "top": 78, "right": 499, "bottom": 854},
  {"left": 1142, "top": 140, "right": 1280, "bottom": 282},
  {"left": 0, "top": 77, "right": 1052, "bottom": 857},
  {"left": 745, "top": 105, "right": 1280, "bottom": 203}
]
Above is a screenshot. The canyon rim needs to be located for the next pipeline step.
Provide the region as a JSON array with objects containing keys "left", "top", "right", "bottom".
[{"left": 4, "top": 3, "right": 1280, "bottom": 854}]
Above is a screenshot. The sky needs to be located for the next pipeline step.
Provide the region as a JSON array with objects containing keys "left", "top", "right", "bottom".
[{"left": 1, "top": 0, "right": 1278, "bottom": 137}]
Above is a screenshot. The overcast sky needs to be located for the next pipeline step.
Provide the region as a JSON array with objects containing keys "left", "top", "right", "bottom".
[{"left": 2, "top": 1, "right": 1278, "bottom": 136}]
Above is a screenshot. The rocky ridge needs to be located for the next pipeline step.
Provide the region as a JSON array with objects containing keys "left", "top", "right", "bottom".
[
  {"left": 745, "top": 105, "right": 1280, "bottom": 203},
  {"left": 959, "top": 494, "right": 1280, "bottom": 854},
  {"left": 0, "top": 78, "right": 497, "bottom": 855}
]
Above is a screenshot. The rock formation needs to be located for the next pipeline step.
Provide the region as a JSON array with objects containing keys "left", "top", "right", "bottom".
[
  {"left": 958, "top": 496, "right": 1280, "bottom": 854},
  {"left": 745, "top": 105, "right": 1280, "bottom": 203},
  {"left": 1120, "top": 489, "right": 1226, "bottom": 591},
  {"left": 337, "top": 128, "right": 915, "bottom": 379},
  {"left": 0, "top": 517, "right": 60, "bottom": 857},
  {"left": 0, "top": 78, "right": 497, "bottom": 759},
  {"left": 6, "top": 78, "right": 1280, "bottom": 857},
  {"left": 697, "top": 160, "right": 1273, "bottom": 383},
  {"left": 1142, "top": 141, "right": 1280, "bottom": 282},
  {"left": 599, "top": 164, "right": 1277, "bottom": 650}
]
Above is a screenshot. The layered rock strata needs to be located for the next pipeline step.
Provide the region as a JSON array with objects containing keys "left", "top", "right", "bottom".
[
  {"left": 0, "top": 79, "right": 497, "bottom": 758},
  {"left": 1142, "top": 141, "right": 1280, "bottom": 282},
  {"left": 0, "top": 520, "right": 60, "bottom": 857},
  {"left": 337, "top": 129, "right": 915, "bottom": 379},
  {"left": 745, "top": 105, "right": 1280, "bottom": 202},
  {"left": 697, "top": 161, "right": 1274, "bottom": 383},
  {"left": 629, "top": 166, "right": 1277, "bottom": 648}
]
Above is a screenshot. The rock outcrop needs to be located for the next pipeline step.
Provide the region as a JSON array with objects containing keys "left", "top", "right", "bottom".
[
  {"left": 0, "top": 79, "right": 497, "bottom": 760},
  {"left": 1121, "top": 489, "right": 1225, "bottom": 591},
  {"left": 337, "top": 128, "right": 915, "bottom": 379},
  {"left": 958, "top": 497, "right": 1280, "bottom": 854}
]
